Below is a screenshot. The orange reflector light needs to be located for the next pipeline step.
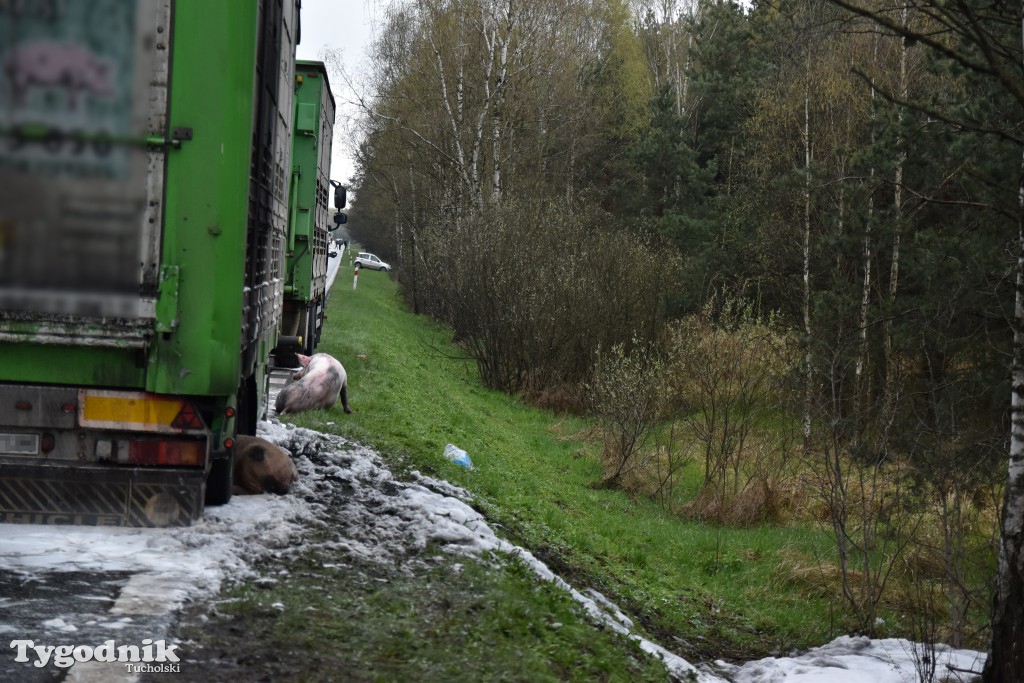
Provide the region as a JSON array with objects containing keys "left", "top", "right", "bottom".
[
  {"left": 225, "top": 407, "right": 236, "bottom": 418},
  {"left": 171, "top": 403, "right": 204, "bottom": 430},
  {"left": 126, "top": 439, "right": 205, "bottom": 467}
]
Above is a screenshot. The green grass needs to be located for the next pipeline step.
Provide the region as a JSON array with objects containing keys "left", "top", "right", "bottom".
[
  {"left": 283, "top": 259, "right": 852, "bottom": 662},
  {"left": 173, "top": 550, "right": 669, "bottom": 682}
]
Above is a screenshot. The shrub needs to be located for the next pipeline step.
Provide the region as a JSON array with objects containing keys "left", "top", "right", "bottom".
[
  {"left": 665, "top": 298, "right": 801, "bottom": 525},
  {"left": 416, "top": 198, "right": 679, "bottom": 399},
  {"left": 586, "top": 340, "right": 665, "bottom": 486}
]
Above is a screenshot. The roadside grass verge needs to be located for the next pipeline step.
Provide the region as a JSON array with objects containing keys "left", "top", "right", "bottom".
[
  {"left": 164, "top": 549, "right": 668, "bottom": 682},
  {"left": 282, "top": 263, "right": 859, "bottom": 661}
]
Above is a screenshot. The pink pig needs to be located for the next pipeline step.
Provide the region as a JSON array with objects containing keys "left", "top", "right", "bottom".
[
  {"left": 4, "top": 40, "right": 115, "bottom": 108},
  {"left": 275, "top": 353, "right": 352, "bottom": 415}
]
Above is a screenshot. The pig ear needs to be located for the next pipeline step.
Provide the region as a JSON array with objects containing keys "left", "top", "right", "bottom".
[{"left": 297, "top": 354, "right": 311, "bottom": 367}]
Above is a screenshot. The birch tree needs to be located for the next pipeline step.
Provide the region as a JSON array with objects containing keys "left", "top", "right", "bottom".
[{"left": 823, "top": 0, "right": 1024, "bottom": 676}]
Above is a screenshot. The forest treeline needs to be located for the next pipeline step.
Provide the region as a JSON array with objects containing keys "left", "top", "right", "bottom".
[{"left": 331, "top": 0, "right": 1023, "bottom": 673}]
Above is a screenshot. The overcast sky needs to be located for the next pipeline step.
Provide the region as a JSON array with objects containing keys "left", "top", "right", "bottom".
[{"left": 296, "top": 0, "right": 378, "bottom": 189}]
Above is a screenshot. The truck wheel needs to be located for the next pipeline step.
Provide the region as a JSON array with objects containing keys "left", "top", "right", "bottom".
[
  {"left": 305, "top": 306, "right": 317, "bottom": 355},
  {"left": 237, "top": 372, "right": 258, "bottom": 436},
  {"left": 205, "top": 452, "right": 233, "bottom": 506}
]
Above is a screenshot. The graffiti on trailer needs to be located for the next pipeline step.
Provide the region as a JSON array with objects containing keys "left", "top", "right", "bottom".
[
  {"left": 5, "top": 40, "right": 115, "bottom": 109},
  {"left": 0, "top": 0, "right": 158, "bottom": 305},
  {"left": 0, "top": 0, "right": 69, "bottom": 22},
  {"left": 0, "top": 0, "right": 142, "bottom": 177}
]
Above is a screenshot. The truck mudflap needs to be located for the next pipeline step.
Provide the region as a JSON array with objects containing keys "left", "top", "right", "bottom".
[{"left": 0, "top": 462, "right": 205, "bottom": 527}]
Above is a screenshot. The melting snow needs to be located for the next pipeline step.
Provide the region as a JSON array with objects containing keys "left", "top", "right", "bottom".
[
  {"left": 720, "top": 636, "right": 985, "bottom": 682},
  {"left": 0, "top": 421, "right": 987, "bottom": 682}
]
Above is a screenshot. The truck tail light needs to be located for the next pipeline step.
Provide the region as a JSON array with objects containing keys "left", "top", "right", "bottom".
[{"left": 126, "top": 439, "right": 204, "bottom": 467}]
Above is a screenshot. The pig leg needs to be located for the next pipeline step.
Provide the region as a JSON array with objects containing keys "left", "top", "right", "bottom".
[
  {"left": 341, "top": 381, "right": 352, "bottom": 414},
  {"left": 318, "top": 365, "right": 343, "bottom": 410}
]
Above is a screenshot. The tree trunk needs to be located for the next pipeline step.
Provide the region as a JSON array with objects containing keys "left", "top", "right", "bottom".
[
  {"left": 983, "top": 13, "right": 1024, "bottom": 680},
  {"left": 802, "top": 82, "right": 813, "bottom": 452},
  {"left": 984, "top": 147, "right": 1024, "bottom": 683},
  {"left": 882, "top": 10, "right": 908, "bottom": 431},
  {"left": 491, "top": 3, "right": 511, "bottom": 202},
  {"left": 854, "top": 37, "right": 877, "bottom": 411}
]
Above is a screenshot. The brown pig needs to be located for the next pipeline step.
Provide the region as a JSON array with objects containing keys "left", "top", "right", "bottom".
[
  {"left": 275, "top": 352, "right": 351, "bottom": 415},
  {"left": 233, "top": 435, "right": 298, "bottom": 495}
]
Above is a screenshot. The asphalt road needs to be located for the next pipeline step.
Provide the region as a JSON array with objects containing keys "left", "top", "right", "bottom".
[{"left": 0, "top": 569, "right": 179, "bottom": 682}]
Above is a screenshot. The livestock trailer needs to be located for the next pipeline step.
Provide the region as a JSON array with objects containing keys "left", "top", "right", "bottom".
[
  {"left": 0, "top": 0, "right": 301, "bottom": 525},
  {"left": 276, "top": 59, "right": 343, "bottom": 363}
]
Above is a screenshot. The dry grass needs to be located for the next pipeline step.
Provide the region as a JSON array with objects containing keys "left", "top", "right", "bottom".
[
  {"left": 548, "top": 420, "right": 603, "bottom": 444},
  {"left": 526, "top": 382, "right": 587, "bottom": 414},
  {"left": 680, "top": 477, "right": 805, "bottom": 527},
  {"left": 771, "top": 534, "right": 992, "bottom": 648},
  {"left": 771, "top": 546, "right": 849, "bottom": 599},
  {"left": 597, "top": 436, "right": 654, "bottom": 489}
]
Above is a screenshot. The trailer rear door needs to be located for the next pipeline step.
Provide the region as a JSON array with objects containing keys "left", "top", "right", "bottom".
[{"left": 0, "top": 0, "right": 171, "bottom": 349}]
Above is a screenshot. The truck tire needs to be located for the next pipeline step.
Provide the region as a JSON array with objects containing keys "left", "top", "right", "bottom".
[
  {"left": 315, "top": 298, "right": 326, "bottom": 347},
  {"left": 205, "top": 452, "right": 233, "bottom": 506},
  {"left": 207, "top": 372, "right": 255, "bottom": 507},
  {"left": 237, "top": 372, "right": 258, "bottom": 436},
  {"left": 304, "top": 305, "right": 317, "bottom": 355}
]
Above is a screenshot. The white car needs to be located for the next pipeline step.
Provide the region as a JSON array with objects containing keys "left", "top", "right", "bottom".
[{"left": 354, "top": 252, "right": 391, "bottom": 272}]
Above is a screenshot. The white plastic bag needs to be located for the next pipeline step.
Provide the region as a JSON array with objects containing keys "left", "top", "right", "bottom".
[{"left": 444, "top": 443, "right": 473, "bottom": 469}]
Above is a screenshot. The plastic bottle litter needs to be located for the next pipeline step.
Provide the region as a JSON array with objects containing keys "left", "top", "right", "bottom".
[{"left": 444, "top": 443, "right": 473, "bottom": 469}]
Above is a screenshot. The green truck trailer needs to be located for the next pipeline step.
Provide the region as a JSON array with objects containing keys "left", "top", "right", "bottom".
[
  {"left": 0, "top": 0, "right": 327, "bottom": 526},
  {"left": 276, "top": 59, "right": 343, "bottom": 364}
]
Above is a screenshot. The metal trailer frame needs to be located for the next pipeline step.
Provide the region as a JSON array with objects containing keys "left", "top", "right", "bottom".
[
  {"left": 0, "top": 0, "right": 300, "bottom": 526},
  {"left": 277, "top": 59, "right": 337, "bottom": 362}
]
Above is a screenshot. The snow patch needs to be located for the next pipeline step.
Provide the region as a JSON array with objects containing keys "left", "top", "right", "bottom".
[
  {"left": 718, "top": 635, "right": 986, "bottom": 682},
  {"left": 0, "top": 465, "right": 317, "bottom": 614},
  {"left": 0, "top": 421, "right": 989, "bottom": 682},
  {"left": 42, "top": 617, "right": 77, "bottom": 632}
]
